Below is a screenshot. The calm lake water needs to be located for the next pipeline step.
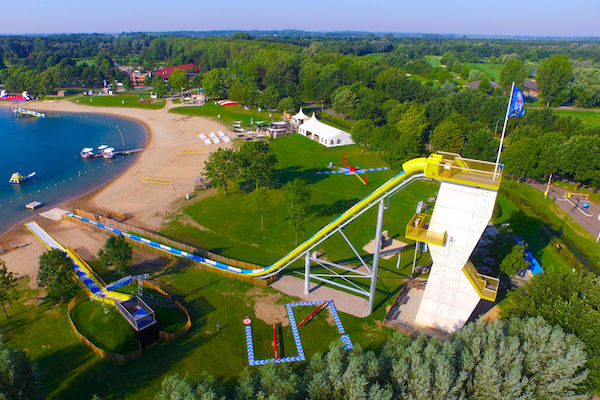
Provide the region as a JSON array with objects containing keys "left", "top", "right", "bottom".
[{"left": 0, "top": 107, "right": 146, "bottom": 233}]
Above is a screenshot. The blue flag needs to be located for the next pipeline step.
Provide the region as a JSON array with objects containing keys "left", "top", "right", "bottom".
[{"left": 508, "top": 84, "right": 525, "bottom": 117}]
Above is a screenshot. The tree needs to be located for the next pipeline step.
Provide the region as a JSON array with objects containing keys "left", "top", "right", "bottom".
[
  {"left": 122, "top": 77, "right": 133, "bottom": 90},
  {"left": 237, "top": 141, "right": 278, "bottom": 189},
  {"left": 277, "top": 96, "right": 298, "bottom": 113},
  {"left": 478, "top": 78, "right": 493, "bottom": 95},
  {"left": 557, "top": 135, "right": 600, "bottom": 188},
  {"left": 383, "top": 317, "right": 589, "bottom": 400},
  {"left": 501, "top": 270, "right": 600, "bottom": 392},
  {"left": 0, "top": 334, "right": 41, "bottom": 400},
  {"left": 254, "top": 187, "right": 270, "bottom": 232},
  {"left": 429, "top": 117, "right": 466, "bottom": 154},
  {"left": 37, "top": 249, "right": 77, "bottom": 302},
  {"left": 259, "top": 86, "right": 279, "bottom": 110},
  {"left": 0, "top": 261, "right": 19, "bottom": 318},
  {"left": 499, "top": 59, "right": 527, "bottom": 92},
  {"left": 168, "top": 69, "right": 188, "bottom": 95},
  {"left": 151, "top": 76, "right": 167, "bottom": 98},
  {"left": 283, "top": 178, "right": 312, "bottom": 244},
  {"left": 98, "top": 235, "right": 133, "bottom": 276},
  {"left": 156, "top": 373, "right": 225, "bottom": 400},
  {"left": 537, "top": 54, "right": 573, "bottom": 106},
  {"left": 467, "top": 69, "right": 484, "bottom": 82},
  {"left": 462, "top": 129, "right": 498, "bottom": 162},
  {"left": 332, "top": 86, "right": 358, "bottom": 116},
  {"left": 203, "top": 148, "right": 238, "bottom": 195},
  {"left": 351, "top": 119, "right": 376, "bottom": 149},
  {"left": 235, "top": 364, "right": 300, "bottom": 400},
  {"left": 303, "top": 342, "right": 392, "bottom": 400},
  {"left": 499, "top": 244, "right": 529, "bottom": 276}
]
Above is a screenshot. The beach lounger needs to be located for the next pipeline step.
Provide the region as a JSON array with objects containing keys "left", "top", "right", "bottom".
[
  {"left": 212, "top": 137, "right": 221, "bottom": 144},
  {"left": 204, "top": 139, "right": 212, "bottom": 145},
  {"left": 223, "top": 136, "right": 231, "bottom": 143}
]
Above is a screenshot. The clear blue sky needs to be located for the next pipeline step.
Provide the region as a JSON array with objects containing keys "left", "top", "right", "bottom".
[{"left": 2, "top": 0, "right": 598, "bottom": 37}]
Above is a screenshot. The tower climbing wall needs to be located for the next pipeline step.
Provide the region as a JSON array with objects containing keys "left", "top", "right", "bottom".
[{"left": 414, "top": 181, "right": 498, "bottom": 333}]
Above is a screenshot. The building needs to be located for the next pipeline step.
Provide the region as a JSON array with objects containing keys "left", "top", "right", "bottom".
[
  {"left": 464, "top": 80, "right": 500, "bottom": 90},
  {"left": 153, "top": 63, "right": 199, "bottom": 80},
  {"left": 129, "top": 70, "right": 148, "bottom": 86},
  {"left": 296, "top": 112, "right": 354, "bottom": 147},
  {"left": 523, "top": 79, "right": 539, "bottom": 97}
]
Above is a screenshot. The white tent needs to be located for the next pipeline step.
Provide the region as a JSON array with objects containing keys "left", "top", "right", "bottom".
[
  {"left": 297, "top": 113, "right": 354, "bottom": 147},
  {"left": 291, "top": 108, "right": 310, "bottom": 122}
]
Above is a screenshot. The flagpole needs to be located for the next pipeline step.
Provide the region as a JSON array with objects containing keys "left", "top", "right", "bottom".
[{"left": 494, "top": 82, "right": 515, "bottom": 179}]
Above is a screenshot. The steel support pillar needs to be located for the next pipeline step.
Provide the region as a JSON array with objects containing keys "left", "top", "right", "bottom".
[
  {"left": 304, "top": 251, "right": 311, "bottom": 294},
  {"left": 368, "top": 198, "right": 385, "bottom": 314}
]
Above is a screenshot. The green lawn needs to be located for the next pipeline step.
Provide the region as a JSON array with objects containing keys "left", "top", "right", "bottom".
[
  {"left": 424, "top": 55, "right": 442, "bottom": 68},
  {"left": 553, "top": 109, "right": 600, "bottom": 127},
  {"left": 75, "top": 58, "right": 96, "bottom": 67},
  {"left": 170, "top": 102, "right": 281, "bottom": 128},
  {"left": 498, "top": 179, "right": 600, "bottom": 273},
  {"left": 467, "top": 63, "right": 505, "bottom": 81},
  {"left": 70, "top": 95, "right": 166, "bottom": 109},
  {"left": 70, "top": 300, "right": 139, "bottom": 354},
  {"left": 0, "top": 263, "right": 398, "bottom": 399},
  {"left": 163, "top": 134, "right": 435, "bottom": 306}
]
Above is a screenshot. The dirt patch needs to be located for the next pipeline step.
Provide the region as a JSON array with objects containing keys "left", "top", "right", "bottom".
[
  {"left": 248, "top": 287, "right": 289, "bottom": 326},
  {"left": 180, "top": 215, "right": 210, "bottom": 232}
]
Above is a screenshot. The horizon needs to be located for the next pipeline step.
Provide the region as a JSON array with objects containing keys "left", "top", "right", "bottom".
[{"left": 2, "top": 0, "right": 599, "bottom": 37}]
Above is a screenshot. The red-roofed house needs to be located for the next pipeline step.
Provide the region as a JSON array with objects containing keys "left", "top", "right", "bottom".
[{"left": 154, "top": 63, "right": 199, "bottom": 80}]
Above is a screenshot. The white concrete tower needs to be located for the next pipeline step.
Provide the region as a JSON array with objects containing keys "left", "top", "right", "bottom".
[{"left": 407, "top": 153, "right": 501, "bottom": 333}]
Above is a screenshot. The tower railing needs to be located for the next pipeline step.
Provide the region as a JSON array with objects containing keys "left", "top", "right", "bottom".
[{"left": 462, "top": 261, "right": 499, "bottom": 302}]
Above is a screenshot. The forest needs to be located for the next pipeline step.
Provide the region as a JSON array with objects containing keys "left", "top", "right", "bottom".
[{"left": 0, "top": 33, "right": 599, "bottom": 188}]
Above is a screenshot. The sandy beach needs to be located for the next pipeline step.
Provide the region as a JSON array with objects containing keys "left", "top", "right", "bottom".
[{"left": 0, "top": 98, "right": 232, "bottom": 283}]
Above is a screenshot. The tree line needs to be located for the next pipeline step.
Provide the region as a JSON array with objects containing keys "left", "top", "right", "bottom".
[{"left": 153, "top": 316, "right": 590, "bottom": 400}]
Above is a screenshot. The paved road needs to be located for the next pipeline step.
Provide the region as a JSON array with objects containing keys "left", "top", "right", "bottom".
[{"left": 527, "top": 181, "right": 600, "bottom": 239}]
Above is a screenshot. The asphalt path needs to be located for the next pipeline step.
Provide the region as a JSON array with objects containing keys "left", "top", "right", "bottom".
[{"left": 527, "top": 181, "right": 600, "bottom": 240}]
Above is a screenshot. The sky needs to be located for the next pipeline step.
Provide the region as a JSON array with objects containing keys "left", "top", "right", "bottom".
[{"left": 2, "top": 0, "right": 599, "bottom": 37}]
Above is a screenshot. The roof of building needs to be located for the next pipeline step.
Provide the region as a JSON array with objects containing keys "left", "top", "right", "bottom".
[
  {"left": 523, "top": 79, "right": 538, "bottom": 91},
  {"left": 300, "top": 113, "right": 352, "bottom": 140},
  {"left": 155, "top": 63, "right": 199, "bottom": 79},
  {"left": 464, "top": 80, "right": 500, "bottom": 89},
  {"left": 291, "top": 108, "right": 310, "bottom": 120}
]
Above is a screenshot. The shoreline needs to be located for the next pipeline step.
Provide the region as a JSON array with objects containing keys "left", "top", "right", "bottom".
[
  {"left": 0, "top": 99, "right": 232, "bottom": 281},
  {"left": 0, "top": 107, "right": 149, "bottom": 237}
]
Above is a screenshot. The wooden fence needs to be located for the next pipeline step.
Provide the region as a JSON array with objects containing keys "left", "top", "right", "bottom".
[
  {"left": 67, "top": 296, "right": 142, "bottom": 364},
  {"left": 67, "top": 209, "right": 274, "bottom": 286}
]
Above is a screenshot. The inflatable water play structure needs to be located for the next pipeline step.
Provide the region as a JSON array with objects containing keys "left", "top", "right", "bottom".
[
  {"left": 1, "top": 90, "right": 34, "bottom": 101},
  {"left": 67, "top": 152, "right": 504, "bottom": 332},
  {"left": 13, "top": 108, "right": 45, "bottom": 118},
  {"left": 9, "top": 172, "right": 35, "bottom": 184}
]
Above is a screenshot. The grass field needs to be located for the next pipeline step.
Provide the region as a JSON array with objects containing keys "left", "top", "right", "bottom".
[
  {"left": 70, "top": 300, "right": 140, "bottom": 353},
  {"left": 71, "top": 95, "right": 166, "bottom": 109},
  {"left": 467, "top": 63, "right": 504, "bottom": 81},
  {"left": 162, "top": 134, "right": 435, "bottom": 306},
  {"left": 553, "top": 109, "right": 600, "bottom": 127},
  {"left": 0, "top": 262, "right": 397, "bottom": 399},
  {"left": 170, "top": 102, "right": 281, "bottom": 128},
  {"left": 424, "top": 55, "right": 442, "bottom": 68}
]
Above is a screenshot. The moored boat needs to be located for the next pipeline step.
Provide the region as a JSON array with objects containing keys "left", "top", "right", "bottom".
[{"left": 80, "top": 147, "right": 94, "bottom": 158}]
